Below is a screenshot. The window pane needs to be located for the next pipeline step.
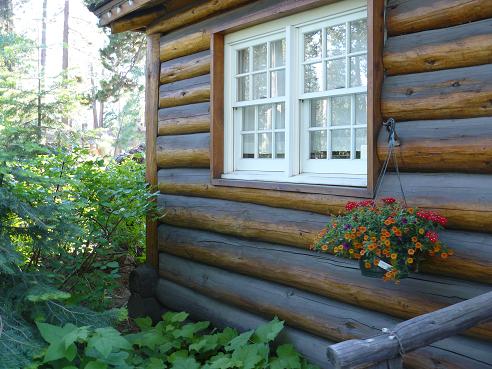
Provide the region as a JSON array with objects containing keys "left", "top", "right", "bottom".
[
  {"left": 331, "top": 95, "right": 351, "bottom": 126},
  {"left": 258, "top": 133, "right": 272, "bottom": 158},
  {"left": 271, "top": 70, "right": 285, "bottom": 97},
  {"left": 304, "top": 30, "right": 322, "bottom": 60},
  {"left": 304, "top": 63, "right": 322, "bottom": 93},
  {"left": 238, "top": 48, "right": 250, "bottom": 74},
  {"left": 310, "top": 130, "right": 327, "bottom": 159},
  {"left": 355, "top": 128, "right": 367, "bottom": 159},
  {"left": 271, "top": 39, "right": 286, "bottom": 67},
  {"left": 355, "top": 94, "right": 367, "bottom": 126},
  {"left": 310, "top": 98, "right": 327, "bottom": 127},
  {"left": 275, "top": 132, "right": 285, "bottom": 159},
  {"left": 237, "top": 76, "right": 250, "bottom": 101},
  {"left": 275, "top": 103, "right": 285, "bottom": 129},
  {"left": 326, "top": 58, "right": 346, "bottom": 90},
  {"left": 258, "top": 104, "right": 272, "bottom": 130},
  {"left": 242, "top": 134, "right": 254, "bottom": 158},
  {"left": 350, "top": 19, "right": 367, "bottom": 53},
  {"left": 253, "top": 73, "right": 267, "bottom": 99},
  {"left": 253, "top": 43, "right": 267, "bottom": 71},
  {"left": 331, "top": 129, "right": 351, "bottom": 159},
  {"left": 350, "top": 55, "right": 367, "bottom": 87},
  {"left": 326, "top": 24, "right": 346, "bottom": 57},
  {"left": 242, "top": 106, "right": 255, "bottom": 131}
]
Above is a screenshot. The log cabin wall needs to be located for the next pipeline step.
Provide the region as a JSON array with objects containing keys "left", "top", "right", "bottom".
[{"left": 147, "top": 0, "right": 492, "bottom": 367}]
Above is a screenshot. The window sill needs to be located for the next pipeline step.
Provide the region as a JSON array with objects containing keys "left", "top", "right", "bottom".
[{"left": 213, "top": 172, "right": 371, "bottom": 198}]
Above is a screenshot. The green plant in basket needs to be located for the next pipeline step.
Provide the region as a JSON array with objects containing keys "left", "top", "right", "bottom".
[{"left": 312, "top": 198, "right": 453, "bottom": 281}]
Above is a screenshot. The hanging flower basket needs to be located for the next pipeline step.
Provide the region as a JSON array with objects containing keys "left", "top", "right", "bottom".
[{"left": 312, "top": 198, "right": 453, "bottom": 281}]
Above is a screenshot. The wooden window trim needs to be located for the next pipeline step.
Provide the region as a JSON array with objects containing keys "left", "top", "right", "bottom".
[{"left": 210, "top": 0, "right": 384, "bottom": 198}]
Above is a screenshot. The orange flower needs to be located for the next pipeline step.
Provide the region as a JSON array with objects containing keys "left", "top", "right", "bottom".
[
  {"left": 359, "top": 226, "right": 367, "bottom": 233},
  {"left": 384, "top": 217, "right": 395, "bottom": 226},
  {"left": 344, "top": 233, "right": 351, "bottom": 240},
  {"left": 368, "top": 243, "right": 376, "bottom": 251},
  {"left": 384, "top": 240, "right": 390, "bottom": 247},
  {"left": 321, "top": 244, "right": 328, "bottom": 251},
  {"left": 354, "top": 253, "right": 361, "bottom": 259},
  {"left": 441, "top": 252, "right": 448, "bottom": 259},
  {"left": 408, "top": 208, "right": 414, "bottom": 214},
  {"left": 371, "top": 236, "right": 377, "bottom": 242},
  {"left": 364, "top": 262, "right": 371, "bottom": 269},
  {"left": 433, "top": 244, "right": 441, "bottom": 252},
  {"left": 380, "top": 235, "right": 387, "bottom": 241},
  {"left": 418, "top": 228, "right": 425, "bottom": 235},
  {"left": 360, "top": 250, "right": 366, "bottom": 256},
  {"left": 364, "top": 235, "right": 369, "bottom": 241},
  {"left": 415, "top": 242, "right": 422, "bottom": 249},
  {"left": 391, "top": 226, "right": 398, "bottom": 233},
  {"left": 407, "top": 258, "right": 414, "bottom": 264},
  {"left": 390, "top": 253, "right": 397, "bottom": 260},
  {"left": 373, "top": 259, "right": 380, "bottom": 266},
  {"left": 408, "top": 248, "right": 415, "bottom": 255},
  {"left": 411, "top": 236, "right": 417, "bottom": 242},
  {"left": 395, "top": 230, "right": 402, "bottom": 237}
]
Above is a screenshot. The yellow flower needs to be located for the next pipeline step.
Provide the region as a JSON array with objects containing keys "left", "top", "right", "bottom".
[
  {"left": 390, "top": 253, "right": 397, "bottom": 260},
  {"left": 418, "top": 228, "right": 425, "bottom": 235},
  {"left": 407, "top": 258, "right": 414, "bottom": 264}
]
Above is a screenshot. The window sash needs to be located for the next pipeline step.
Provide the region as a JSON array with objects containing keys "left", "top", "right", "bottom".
[{"left": 223, "top": 0, "right": 368, "bottom": 185}]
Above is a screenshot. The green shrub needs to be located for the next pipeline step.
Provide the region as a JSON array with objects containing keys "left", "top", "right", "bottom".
[{"left": 30, "top": 313, "right": 319, "bottom": 369}]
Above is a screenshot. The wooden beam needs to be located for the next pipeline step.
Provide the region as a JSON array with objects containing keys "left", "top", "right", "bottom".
[
  {"left": 158, "top": 102, "right": 210, "bottom": 135},
  {"left": 111, "top": 7, "right": 167, "bottom": 33},
  {"left": 147, "top": 0, "right": 251, "bottom": 35},
  {"left": 97, "top": 0, "right": 163, "bottom": 26},
  {"left": 210, "top": 32, "right": 225, "bottom": 179},
  {"left": 160, "top": 31, "right": 210, "bottom": 62},
  {"left": 158, "top": 225, "right": 492, "bottom": 340},
  {"left": 327, "top": 291, "right": 492, "bottom": 369},
  {"left": 160, "top": 51, "right": 210, "bottom": 84},
  {"left": 159, "top": 83, "right": 210, "bottom": 108},
  {"left": 157, "top": 168, "right": 492, "bottom": 233},
  {"left": 156, "top": 133, "right": 210, "bottom": 168},
  {"left": 386, "top": 0, "right": 492, "bottom": 36},
  {"left": 156, "top": 279, "right": 336, "bottom": 369},
  {"left": 382, "top": 64, "right": 492, "bottom": 121},
  {"left": 157, "top": 195, "right": 492, "bottom": 283},
  {"left": 384, "top": 19, "right": 492, "bottom": 75},
  {"left": 377, "top": 118, "right": 492, "bottom": 173},
  {"left": 144, "top": 33, "right": 160, "bottom": 269}
]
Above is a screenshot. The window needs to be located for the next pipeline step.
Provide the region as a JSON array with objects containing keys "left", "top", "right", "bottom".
[{"left": 215, "top": 0, "right": 378, "bottom": 192}]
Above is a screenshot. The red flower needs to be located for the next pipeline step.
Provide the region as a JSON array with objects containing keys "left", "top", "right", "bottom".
[
  {"left": 358, "top": 200, "right": 375, "bottom": 208},
  {"left": 425, "top": 230, "right": 439, "bottom": 243},
  {"left": 382, "top": 197, "right": 396, "bottom": 204},
  {"left": 345, "top": 201, "right": 358, "bottom": 211}
]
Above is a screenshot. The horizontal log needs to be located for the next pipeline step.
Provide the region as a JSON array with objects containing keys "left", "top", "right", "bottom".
[
  {"left": 159, "top": 75, "right": 210, "bottom": 108},
  {"left": 160, "top": 31, "right": 210, "bottom": 62},
  {"left": 147, "top": 0, "right": 251, "bottom": 35},
  {"left": 377, "top": 118, "right": 492, "bottom": 173},
  {"left": 110, "top": 7, "right": 167, "bottom": 33},
  {"left": 158, "top": 226, "right": 492, "bottom": 341},
  {"left": 327, "top": 290, "right": 492, "bottom": 369},
  {"left": 156, "top": 279, "right": 335, "bottom": 369},
  {"left": 158, "top": 102, "right": 210, "bottom": 135},
  {"left": 156, "top": 133, "right": 209, "bottom": 168},
  {"left": 157, "top": 195, "right": 492, "bottom": 283},
  {"left": 386, "top": 0, "right": 492, "bottom": 36},
  {"left": 382, "top": 64, "right": 492, "bottom": 121},
  {"left": 158, "top": 168, "right": 492, "bottom": 233},
  {"left": 160, "top": 50, "right": 211, "bottom": 84},
  {"left": 384, "top": 18, "right": 492, "bottom": 75}
]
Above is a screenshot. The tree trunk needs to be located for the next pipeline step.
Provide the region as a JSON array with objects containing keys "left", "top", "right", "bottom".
[
  {"left": 62, "top": 0, "right": 69, "bottom": 126},
  {"left": 0, "top": 0, "right": 13, "bottom": 32},
  {"left": 90, "top": 64, "right": 98, "bottom": 129},
  {"left": 99, "top": 101, "right": 104, "bottom": 128},
  {"left": 41, "top": 0, "right": 48, "bottom": 76}
]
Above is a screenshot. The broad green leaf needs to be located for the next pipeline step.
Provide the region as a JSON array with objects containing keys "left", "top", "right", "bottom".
[
  {"left": 163, "top": 311, "right": 189, "bottom": 324},
  {"left": 173, "top": 321, "right": 209, "bottom": 339},
  {"left": 135, "top": 316, "right": 153, "bottom": 331},
  {"left": 171, "top": 357, "right": 200, "bottom": 369},
  {"left": 146, "top": 357, "right": 166, "bottom": 369},
  {"left": 87, "top": 327, "right": 131, "bottom": 358},
  {"left": 84, "top": 361, "right": 108, "bottom": 369},
  {"left": 231, "top": 344, "right": 267, "bottom": 369},
  {"left": 224, "top": 330, "right": 254, "bottom": 352},
  {"left": 207, "top": 353, "right": 234, "bottom": 369},
  {"left": 167, "top": 350, "right": 189, "bottom": 364},
  {"left": 254, "top": 317, "right": 284, "bottom": 343},
  {"left": 270, "top": 344, "right": 301, "bottom": 369}
]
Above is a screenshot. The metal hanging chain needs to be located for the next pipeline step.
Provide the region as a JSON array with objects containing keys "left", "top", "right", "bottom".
[{"left": 373, "top": 118, "right": 407, "bottom": 207}]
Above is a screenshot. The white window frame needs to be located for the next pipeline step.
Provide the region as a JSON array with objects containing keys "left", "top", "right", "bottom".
[{"left": 223, "top": 0, "right": 368, "bottom": 187}]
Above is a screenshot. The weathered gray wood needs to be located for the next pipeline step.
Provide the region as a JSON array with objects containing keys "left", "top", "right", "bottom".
[
  {"left": 160, "top": 50, "right": 210, "bottom": 84},
  {"left": 156, "top": 133, "right": 209, "bottom": 168},
  {"left": 377, "top": 117, "right": 492, "bottom": 173},
  {"left": 157, "top": 194, "right": 492, "bottom": 283},
  {"left": 156, "top": 167, "right": 492, "bottom": 233},
  {"left": 327, "top": 291, "right": 492, "bottom": 369},
  {"left": 158, "top": 225, "right": 492, "bottom": 340},
  {"left": 158, "top": 102, "right": 210, "bottom": 121},
  {"left": 367, "top": 358, "right": 403, "bottom": 369},
  {"left": 159, "top": 74, "right": 210, "bottom": 93},
  {"left": 155, "top": 279, "right": 336, "bottom": 369},
  {"left": 382, "top": 64, "right": 492, "bottom": 121},
  {"left": 157, "top": 253, "right": 492, "bottom": 369}
]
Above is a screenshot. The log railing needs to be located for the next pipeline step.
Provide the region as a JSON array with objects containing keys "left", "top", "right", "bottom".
[{"left": 327, "top": 291, "right": 492, "bottom": 369}]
